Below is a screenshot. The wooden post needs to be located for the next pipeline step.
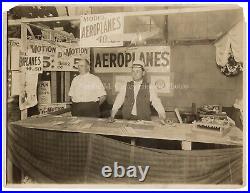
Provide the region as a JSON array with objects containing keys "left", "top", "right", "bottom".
[
  {"left": 60, "top": 72, "right": 64, "bottom": 102},
  {"left": 129, "top": 138, "right": 136, "bottom": 183},
  {"left": 51, "top": 72, "right": 57, "bottom": 103},
  {"left": 130, "top": 138, "right": 136, "bottom": 164},
  {"left": 20, "top": 23, "right": 27, "bottom": 120},
  {"left": 181, "top": 141, "right": 192, "bottom": 150},
  {"left": 65, "top": 72, "right": 71, "bottom": 102}
]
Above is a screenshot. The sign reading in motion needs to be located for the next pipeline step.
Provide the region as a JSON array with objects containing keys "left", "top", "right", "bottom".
[{"left": 27, "top": 40, "right": 90, "bottom": 71}]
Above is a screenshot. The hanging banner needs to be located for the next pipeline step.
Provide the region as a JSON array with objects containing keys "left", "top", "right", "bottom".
[
  {"left": 27, "top": 40, "right": 90, "bottom": 71},
  {"left": 80, "top": 13, "right": 124, "bottom": 47},
  {"left": 38, "top": 81, "right": 51, "bottom": 104},
  {"left": 94, "top": 46, "right": 170, "bottom": 73},
  {"left": 19, "top": 72, "right": 38, "bottom": 110},
  {"left": 38, "top": 103, "right": 67, "bottom": 115},
  {"left": 9, "top": 38, "right": 21, "bottom": 71},
  {"left": 150, "top": 75, "right": 171, "bottom": 94},
  {"left": 11, "top": 71, "right": 21, "bottom": 96},
  {"left": 19, "top": 51, "right": 43, "bottom": 73}
]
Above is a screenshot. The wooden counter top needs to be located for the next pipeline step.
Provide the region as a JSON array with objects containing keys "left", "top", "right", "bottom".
[{"left": 11, "top": 114, "right": 243, "bottom": 146}]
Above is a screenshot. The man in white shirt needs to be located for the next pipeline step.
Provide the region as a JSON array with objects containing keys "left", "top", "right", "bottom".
[
  {"left": 68, "top": 59, "right": 106, "bottom": 117},
  {"left": 108, "top": 60, "right": 166, "bottom": 123}
]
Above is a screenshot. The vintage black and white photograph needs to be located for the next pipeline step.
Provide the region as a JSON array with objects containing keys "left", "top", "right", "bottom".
[{"left": 4, "top": 3, "right": 247, "bottom": 189}]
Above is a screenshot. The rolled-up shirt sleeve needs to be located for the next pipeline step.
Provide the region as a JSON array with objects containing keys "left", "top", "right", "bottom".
[
  {"left": 112, "top": 84, "right": 126, "bottom": 113},
  {"left": 149, "top": 85, "right": 166, "bottom": 117},
  {"left": 95, "top": 77, "right": 107, "bottom": 97},
  {"left": 68, "top": 78, "right": 76, "bottom": 97}
]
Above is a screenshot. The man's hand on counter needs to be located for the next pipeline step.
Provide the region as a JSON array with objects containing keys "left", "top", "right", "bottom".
[
  {"left": 107, "top": 116, "right": 115, "bottom": 123},
  {"left": 159, "top": 118, "right": 166, "bottom": 125},
  {"left": 159, "top": 114, "right": 167, "bottom": 125}
]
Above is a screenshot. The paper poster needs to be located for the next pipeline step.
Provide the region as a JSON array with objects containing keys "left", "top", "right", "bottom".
[
  {"left": 19, "top": 72, "right": 39, "bottom": 110},
  {"left": 80, "top": 13, "right": 124, "bottom": 47},
  {"left": 38, "top": 103, "right": 67, "bottom": 115},
  {"left": 9, "top": 38, "right": 21, "bottom": 71},
  {"left": 38, "top": 81, "right": 51, "bottom": 104},
  {"left": 27, "top": 40, "right": 90, "bottom": 71},
  {"left": 114, "top": 75, "right": 132, "bottom": 92},
  {"left": 11, "top": 71, "right": 21, "bottom": 96},
  {"left": 19, "top": 51, "right": 43, "bottom": 73},
  {"left": 94, "top": 46, "right": 170, "bottom": 73},
  {"left": 150, "top": 75, "right": 171, "bottom": 94}
]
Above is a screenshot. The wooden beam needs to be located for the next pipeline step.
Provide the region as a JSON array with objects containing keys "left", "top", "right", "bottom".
[
  {"left": 8, "top": 5, "right": 241, "bottom": 26},
  {"left": 170, "top": 39, "right": 216, "bottom": 46},
  {"left": 20, "top": 23, "right": 28, "bottom": 120},
  {"left": 8, "top": 15, "right": 80, "bottom": 26},
  {"left": 26, "top": 24, "right": 35, "bottom": 40}
]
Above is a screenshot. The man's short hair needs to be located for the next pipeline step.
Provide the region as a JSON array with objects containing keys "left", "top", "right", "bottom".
[{"left": 78, "top": 58, "right": 90, "bottom": 66}]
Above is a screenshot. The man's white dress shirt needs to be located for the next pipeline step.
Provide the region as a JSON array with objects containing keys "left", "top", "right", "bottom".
[{"left": 68, "top": 73, "right": 106, "bottom": 103}]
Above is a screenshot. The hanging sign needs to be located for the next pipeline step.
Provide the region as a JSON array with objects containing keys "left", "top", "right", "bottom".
[
  {"left": 11, "top": 71, "right": 21, "bottom": 96},
  {"left": 94, "top": 46, "right": 170, "bottom": 73},
  {"left": 38, "top": 81, "right": 51, "bottom": 104},
  {"left": 9, "top": 38, "right": 21, "bottom": 71},
  {"left": 19, "top": 72, "right": 38, "bottom": 110},
  {"left": 27, "top": 40, "right": 90, "bottom": 71},
  {"left": 55, "top": 43, "right": 90, "bottom": 71},
  {"left": 80, "top": 13, "right": 124, "bottom": 47},
  {"left": 19, "top": 51, "right": 43, "bottom": 73},
  {"left": 38, "top": 103, "right": 67, "bottom": 115}
]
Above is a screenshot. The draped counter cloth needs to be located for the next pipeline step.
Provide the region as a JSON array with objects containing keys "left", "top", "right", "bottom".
[
  {"left": 7, "top": 124, "right": 243, "bottom": 184},
  {"left": 214, "top": 20, "right": 244, "bottom": 67}
]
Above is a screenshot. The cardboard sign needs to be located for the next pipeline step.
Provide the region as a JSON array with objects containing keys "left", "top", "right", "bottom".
[
  {"left": 19, "top": 72, "right": 38, "bottom": 110},
  {"left": 55, "top": 43, "right": 90, "bottom": 71},
  {"left": 9, "top": 38, "right": 21, "bottom": 71},
  {"left": 19, "top": 52, "right": 43, "bottom": 73},
  {"left": 38, "top": 81, "right": 51, "bottom": 104},
  {"left": 38, "top": 103, "right": 67, "bottom": 115},
  {"left": 80, "top": 13, "right": 124, "bottom": 47},
  {"left": 27, "top": 40, "right": 90, "bottom": 71},
  {"left": 150, "top": 75, "right": 171, "bottom": 94},
  {"left": 94, "top": 46, "right": 170, "bottom": 73},
  {"left": 11, "top": 71, "right": 21, "bottom": 96}
]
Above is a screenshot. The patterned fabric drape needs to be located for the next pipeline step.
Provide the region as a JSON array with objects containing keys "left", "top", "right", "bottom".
[
  {"left": 8, "top": 125, "right": 243, "bottom": 184},
  {"left": 215, "top": 20, "right": 244, "bottom": 66},
  {"left": 214, "top": 21, "right": 244, "bottom": 76}
]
